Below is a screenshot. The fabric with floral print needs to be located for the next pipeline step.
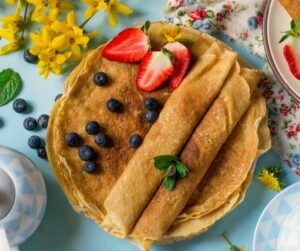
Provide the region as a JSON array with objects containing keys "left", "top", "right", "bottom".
[{"left": 164, "top": 0, "right": 300, "bottom": 176}]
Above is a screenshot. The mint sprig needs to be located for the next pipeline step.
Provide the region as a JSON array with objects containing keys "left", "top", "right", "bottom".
[
  {"left": 0, "top": 68, "right": 22, "bottom": 106},
  {"left": 154, "top": 155, "right": 189, "bottom": 191},
  {"left": 279, "top": 20, "right": 300, "bottom": 43}
]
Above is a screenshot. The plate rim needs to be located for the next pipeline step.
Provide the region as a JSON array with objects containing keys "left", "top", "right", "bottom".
[
  {"left": 263, "top": 0, "right": 300, "bottom": 101},
  {"left": 253, "top": 181, "right": 300, "bottom": 250}
]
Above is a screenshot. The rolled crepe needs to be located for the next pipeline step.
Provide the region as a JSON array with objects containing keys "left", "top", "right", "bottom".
[
  {"left": 103, "top": 46, "right": 237, "bottom": 236},
  {"left": 131, "top": 65, "right": 261, "bottom": 240},
  {"left": 279, "top": 0, "right": 300, "bottom": 19}
]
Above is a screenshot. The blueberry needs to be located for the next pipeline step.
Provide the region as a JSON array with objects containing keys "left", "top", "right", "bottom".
[
  {"left": 28, "top": 135, "right": 41, "bottom": 149},
  {"left": 66, "top": 132, "right": 81, "bottom": 147},
  {"left": 38, "top": 114, "right": 49, "bottom": 129},
  {"left": 55, "top": 93, "right": 63, "bottom": 101},
  {"left": 95, "top": 133, "right": 109, "bottom": 147},
  {"left": 129, "top": 134, "right": 143, "bottom": 149},
  {"left": 13, "top": 98, "right": 27, "bottom": 113},
  {"left": 107, "top": 98, "right": 123, "bottom": 113},
  {"left": 78, "top": 145, "right": 96, "bottom": 161},
  {"left": 84, "top": 161, "right": 97, "bottom": 173},
  {"left": 144, "top": 97, "right": 160, "bottom": 111},
  {"left": 37, "top": 147, "right": 47, "bottom": 159},
  {"left": 145, "top": 110, "right": 159, "bottom": 123},
  {"left": 94, "top": 72, "right": 108, "bottom": 86},
  {"left": 24, "top": 49, "right": 38, "bottom": 64},
  {"left": 86, "top": 121, "right": 101, "bottom": 135},
  {"left": 23, "top": 117, "right": 37, "bottom": 130}
]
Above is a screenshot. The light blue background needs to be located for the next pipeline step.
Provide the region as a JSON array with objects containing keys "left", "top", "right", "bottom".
[{"left": 0, "top": 1, "right": 299, "bottom": 250}]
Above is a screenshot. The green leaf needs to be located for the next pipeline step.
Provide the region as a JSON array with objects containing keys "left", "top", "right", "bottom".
[
  {"left": 164, "top": 175, "right": 176, "bottom": 191},
  {"left": 294, "top": 20, "right": 300, "bottom": 30},
  {"left": 141, "top": 20, "right": 151, "bottom": 33},
  {"left": 154, "top": 155, "right": 178, "bottom": 170},
  {"left": 291, "top": 20, "right": 296, "bottom": 30},
  {"left": 182, "top": 39, "right": 193, "bottom": 46},
  {"left": 279, "top": 33, "right": 290, "bottom": 43},
  {"left": 175, "top": 161, "right": 189, "bottom": 178},
  {"left": 164, "top": 164, "right": 177, "bottom": 177},
  {"left": 162, "top": 48, "right": 174, "bottom": 59},
  {"left": 0, "top": 68, "right": 22, "bottom": 106},
  {"left": 206, "top": 10, "right": 215, "bottom": 18}
]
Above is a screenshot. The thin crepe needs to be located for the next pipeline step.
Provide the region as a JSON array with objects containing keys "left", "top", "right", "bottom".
[
  {"left": 103, "top": 49, "right": 237, "bottom": 236},
  {"left": 131, "top": 64, "right": 260, "bottom": 240}
]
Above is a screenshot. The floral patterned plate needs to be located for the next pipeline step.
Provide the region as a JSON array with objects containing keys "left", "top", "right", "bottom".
[{"left": 263, "top": 0, "right": 300, "bottom": 100}]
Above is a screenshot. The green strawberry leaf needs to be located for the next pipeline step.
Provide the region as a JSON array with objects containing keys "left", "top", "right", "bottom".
[
  {"left": 164, "top": 164, "right": 177, "bottom": 177},
  {"left": 0, "top": 68, "right": 22, "bottom": 106},
  {"left": 164, "top": 175, "right": 176, "bottom": 191},
  {"left": 175, "top": 161, "right": 189, "bottom": 178},
  {"left": 279, "top": 33, "right": 290, "bottom": 43}
]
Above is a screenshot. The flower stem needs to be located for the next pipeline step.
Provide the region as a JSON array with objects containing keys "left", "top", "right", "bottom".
[
  {"left": 221, "top": 234, "right": 233, "bottom": 248},
  {"left": 79, "top": 15, "right": 94, "bottom": 29},
  {"left": 19, "top": 2, "right": 29, "bottom": 43}
]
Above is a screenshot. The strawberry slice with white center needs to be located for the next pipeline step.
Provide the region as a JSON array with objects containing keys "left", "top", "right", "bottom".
[
  {"left": 164, "top": 42, "right": 191, "bottom": 89},
  {"left": 283, "top": 44, "right": 300, "bottom": 80},
  {"left": 136, "top": 50, "right": 174, "bottom": 92},
  {"left": 102, "top": 28, "right": 150, "bottom": 63}
]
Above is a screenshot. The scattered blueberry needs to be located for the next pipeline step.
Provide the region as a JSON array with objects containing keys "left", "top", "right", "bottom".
[
  {"left": 38, "top": 114, "right": 49, "bottom": 129},
  {"left": 37, "top": 147, "right": 47, "bottom": 159},
  {"left": 66, "top": 132, "right": 81, "bottom": 147},
  {"left": 86, "top": 121, "right": 101, "bottom": 135},
  {"left": 95, "top": 133, "right": 109, "bottom": 147},
  {"left": 24, "top": 49, "right": 38, "bottom": 64},
  {"left": 23, "top": 117, "right": 37, "bottom": 131},
  {"left": 55, "top": 93, "right": 63, "bottom": 101},
  {"left": 145, "top": 110, "right": 159, "bottom": 124},
  {"left": 78, "top": 145, "right": 96, "bottom": 161},
  {"left": 129, "top": 134, "right": 143, "bottom": 149},
  {"left": 28, "top": 135, "right": 41, "bottom": 149},
  {"left": 94, "top": 72, "right": 108, "bottom": 86},
  {"left": 84, "top": 161, "right": 97, "bottom": 173},
  {"left": 144, "top": 97, "right": 160, "bottom": 111},
  {"left": 107, "top": 98, "right": 123, "bottom": 113},
  {"left": 13, "top": 98, "right": 27, "bottom": 113}
]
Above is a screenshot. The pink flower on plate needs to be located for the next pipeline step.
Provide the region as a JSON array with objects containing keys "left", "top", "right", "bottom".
[
  {"left": 287, "top": 130, "right": 297, "bottom": 138},
  {"left": 263, "top": 90, "right": 274, "bottom": 99},
  {"left": 225, "top": 2, "right": 232, "bottom": 11},
  {"left": 189, "top": 8, "right": 206, "bottom": 21},
  {"left": 216, "top": 12, "right": 224, "bottom": 22},
  {"left": 280, "top": 105, "right": 290, "bottom": 117},
  {"left": 275, "top": 95, "right": 284, "bottom": 104},
  {"left": 289, "top": 124, "right": 295, "bottom": 131},
  {"left": 242, "top": 31, "right": 249, "bottom": 40},
  {"left": 296, "top": 125, "right": 300, "bottom": 132}
]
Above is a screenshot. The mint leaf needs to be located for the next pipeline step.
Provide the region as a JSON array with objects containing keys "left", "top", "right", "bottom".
[
  {"left": 164, "top": 175, "right": 176, "bottom": 191},
  {"left": 175, "top": 161, "right": 188, "bottom": 178},
  {"left": 0, "top": 68, "right": 22, "bottom": 106},
  {"left": 154, "top": 155, "right": 178, "bottom": 170}
]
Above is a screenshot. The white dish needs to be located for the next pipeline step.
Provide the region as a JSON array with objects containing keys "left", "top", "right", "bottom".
[
  {"left": 253, "top": 181, "right": 300, "bottom": 251},
  {"left": 263, "top": 0, "right": 300, "bottom": 100}
]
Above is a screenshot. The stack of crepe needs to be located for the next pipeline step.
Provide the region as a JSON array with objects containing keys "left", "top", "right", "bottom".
[{"left": 46, "top": 22, "right": 271, "bottom": 250}]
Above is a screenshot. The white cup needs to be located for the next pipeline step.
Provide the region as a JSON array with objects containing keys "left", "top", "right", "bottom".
[{"left": 0, "top": 146, "right": 47, "bottom": 251}]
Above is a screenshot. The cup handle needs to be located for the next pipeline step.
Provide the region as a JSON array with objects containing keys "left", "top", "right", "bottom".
[{"left": 0, "top": 227, "right": 11, "bottom": 251}]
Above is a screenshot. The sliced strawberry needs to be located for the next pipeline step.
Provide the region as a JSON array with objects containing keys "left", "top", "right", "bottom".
[
  {"left": 136, "top": 51, "right": 174, "bottom": 92},
  {"left": 164, "top": 42, "right": 191, "bottom": 89},
  {"left": 283, "top": 44, "right": 300, "bottom": 80},
  {"left": 102, "top": 28, "right": 150, "bottom": 63}
]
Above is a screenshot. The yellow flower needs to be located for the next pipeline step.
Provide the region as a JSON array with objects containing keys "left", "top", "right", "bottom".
[
  {"left": 29, "top": 27, "right": 55, "bottom": 55},
  {"left": 5, "top": 0, "right": 15, "bottom": 5},
  {"left": 37, "top": 49, "right": 71, "bottom": 79},
  {"left": 258, "top": 169, "right": 281, "bottom": 192},
  {"left": 51, "top": 11, "right": 91, "bottom": 60},
  {"left": 82, "top": 0, "right": 106, "bottom": 19},
  {"left": 0, "top": 0, "right": 22, "bottom": 55},
  {"left": 26, "top": 0, "right": 47, "bottom": 20},
  {"left": 48, "top": 0, "right": 73, "bottom": 13},
  {"left": 160, "top": 26, "right": 183, "bottom": 43},
  {"left": 33, "top": 9, "right": 58, "bottom": 29},
  {"left": 104, "top": 0, "right": 133, "bottom": 28}
]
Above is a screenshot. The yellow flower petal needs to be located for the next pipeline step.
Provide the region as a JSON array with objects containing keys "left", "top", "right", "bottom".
[
  {"left": 67, "top": 11, "right": 76, "bottom": 27},
  {"left": 51, "top": 21, "right": 67, "bottom": 33},
  {"left": 84, "top": 7, "right": 96, "bottom": 19},
  {"left": 115, "top": 3, "right": 133, "bottom": 15},
  {"left": 31, "top": 5, "right": 47, "bottom": 20},
  {"left": 5, "top": 0, "right": 14, "bottom": 5},
  {"left": 108, "top": 11, "right": 118, "bottom": 28},
  {"left": 0, "top": 29, "right": 15, "bottom": 41},
  {"left": 70, "top": 44, "right": 81, "bottom": 60},
  {"left": 75, "top": 36, "right": 89, "bottom": 46},
  {"left": 54, "top": 54, "right": 67, "bottom": 64},
  {"left": 86, "top": 30, "right": 100, "bottom": 38},
  {"left": 258, "top": 169, "right": 281, "bottom": 192},
  {"left": 0, "top": 41, "right": 19, "bottom": 55},
  {"left": 52, "top": 34, "right": 67, "bottom": 50}
]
